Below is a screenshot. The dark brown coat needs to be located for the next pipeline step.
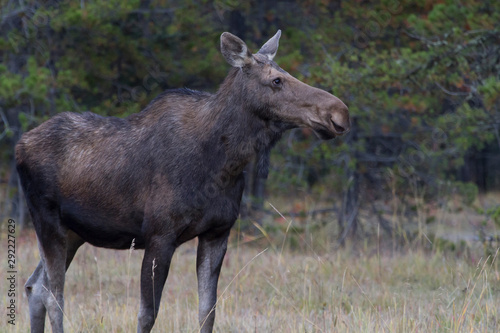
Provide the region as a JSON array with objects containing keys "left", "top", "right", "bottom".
[{"left": 16, "top": 30, "right": 349, "bottom": 333}]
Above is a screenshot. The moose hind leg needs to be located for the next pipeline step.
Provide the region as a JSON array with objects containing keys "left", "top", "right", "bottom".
[
  {"left": 28, "top": 230, "right": 83, "bottom": 333},
  {"left": 196, "top": 230, "right": 230, "bottom": 333},
  {"left": 28, "top": 207, "right": 78, "bottom": 333},
  {"left": 42, "top": 231, "right": 70, "bottom": 333}
]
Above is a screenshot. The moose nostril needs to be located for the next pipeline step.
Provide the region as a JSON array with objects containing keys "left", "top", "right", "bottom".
[
  {"left": 332, "top": 121, "right": 346, "bottom": 133},
  {"left": 331, "top": 111, "right": 349, "bottom": 134}
]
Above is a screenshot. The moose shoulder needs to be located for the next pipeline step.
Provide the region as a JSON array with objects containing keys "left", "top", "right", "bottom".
[{"left": 16, "top": 30, "right": 350, "bottom": 333}]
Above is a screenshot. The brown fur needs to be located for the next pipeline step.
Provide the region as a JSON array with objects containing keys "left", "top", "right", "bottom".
[{"left": 16, "top": 30, "right": 349, "bottom": 333}]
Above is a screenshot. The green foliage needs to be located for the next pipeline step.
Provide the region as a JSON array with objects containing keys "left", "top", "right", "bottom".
[
  {"left": 454, "top": 182, "right": 478, "bottom": 206},
  {"left": 1, "top": 0, "right": 499, "bottom": 227},
  {"left": 485, "top": 205, "right": 500, "bottom": 227},
  {"left": 271, "top": 0, "right": 500, "bottom": 197},
  {"left": 0, "top": 72, "right": 22, "bottom": 101}
]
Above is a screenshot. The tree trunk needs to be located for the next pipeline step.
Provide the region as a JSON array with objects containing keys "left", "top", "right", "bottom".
[{"left": 338, "top": 168, "right": 360, "bottom": 246}]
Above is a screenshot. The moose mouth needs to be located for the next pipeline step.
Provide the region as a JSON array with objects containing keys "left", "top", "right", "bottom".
[
  {"left": 311, "top": 119, "right": 346, "bottom": 140},
  {"left": 313, "top": 127, "right": 336, "bottom": 140}
]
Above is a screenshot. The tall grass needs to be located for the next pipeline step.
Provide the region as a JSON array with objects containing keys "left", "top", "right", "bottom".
[{"left": 1, "top": 223, "right": 498, "bottom": 333}]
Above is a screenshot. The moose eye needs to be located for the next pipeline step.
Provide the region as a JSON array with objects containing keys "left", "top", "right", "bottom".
[{"left": 272, "top": 78, "right": 282, "bottom": 86}]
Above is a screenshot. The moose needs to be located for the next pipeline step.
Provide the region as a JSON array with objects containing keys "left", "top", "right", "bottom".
[{"left": 16, "top": 30, "right": 350, "bottom": 332}]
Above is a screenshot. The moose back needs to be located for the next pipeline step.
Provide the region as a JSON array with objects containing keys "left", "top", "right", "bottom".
[{"left": 16, "top": 30, "right": 350, "bottom": 333}]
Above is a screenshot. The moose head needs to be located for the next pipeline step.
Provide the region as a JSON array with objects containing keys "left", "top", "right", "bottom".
[{"left": 220, "top": 30, "right": 350, "bottom": 140}]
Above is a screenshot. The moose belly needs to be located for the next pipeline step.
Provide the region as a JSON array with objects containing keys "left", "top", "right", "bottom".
[{"left": 60, "top": 198, "right": 146, "bottom": 249}]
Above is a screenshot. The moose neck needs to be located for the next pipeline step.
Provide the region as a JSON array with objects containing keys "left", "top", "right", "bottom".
[{"left": 205, "top": 68, "right": 285, "bottom": 179}]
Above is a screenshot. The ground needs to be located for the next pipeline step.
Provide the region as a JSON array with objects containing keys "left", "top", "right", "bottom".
[{"left": 1, "top": 219, "right": 499, "bottom": 332}]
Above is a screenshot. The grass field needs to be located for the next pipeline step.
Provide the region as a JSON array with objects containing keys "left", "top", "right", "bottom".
[{"left": 2, "top": 219, "right": 499, "bottom": 333}]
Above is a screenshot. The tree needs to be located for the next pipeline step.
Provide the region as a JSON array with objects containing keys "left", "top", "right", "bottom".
[
  {"left": 0, "top": 0, "right": 227, "bottom": 224},
  {"left": 1, "top": 1, "right": 498, "bottom": 243}
]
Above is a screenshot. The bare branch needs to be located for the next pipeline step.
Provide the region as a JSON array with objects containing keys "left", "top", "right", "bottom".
[
  {"left": 435, "top": 82, "right": 470, "bottom": 96},
  {"left": 0, "top": 7, "right": 27, "bottom": 26}
]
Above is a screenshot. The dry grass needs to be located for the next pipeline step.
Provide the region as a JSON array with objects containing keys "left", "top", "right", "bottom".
[{"left": 1, "top": 224, "right": 499, "bottom": 333}]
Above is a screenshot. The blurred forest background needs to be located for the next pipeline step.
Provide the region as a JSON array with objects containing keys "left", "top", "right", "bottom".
[{"left": 1, "top": 0, "right": 499, "bottom": 248}]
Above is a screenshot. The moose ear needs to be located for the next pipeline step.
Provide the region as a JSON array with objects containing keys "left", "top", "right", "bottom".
[
  {"left": 257, "top": 30, "right": 281, "bottom": 61},
  {"left": 220, "top": 32, "right": 254, "bottom": 68}
]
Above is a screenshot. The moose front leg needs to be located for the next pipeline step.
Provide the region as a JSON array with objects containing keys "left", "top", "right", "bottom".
[
  {"left": 196, "top": 230, "right": 230, "bottom": 333},
  {"left": 137, "top": 237, "right": 176, "bottom": 333}
]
